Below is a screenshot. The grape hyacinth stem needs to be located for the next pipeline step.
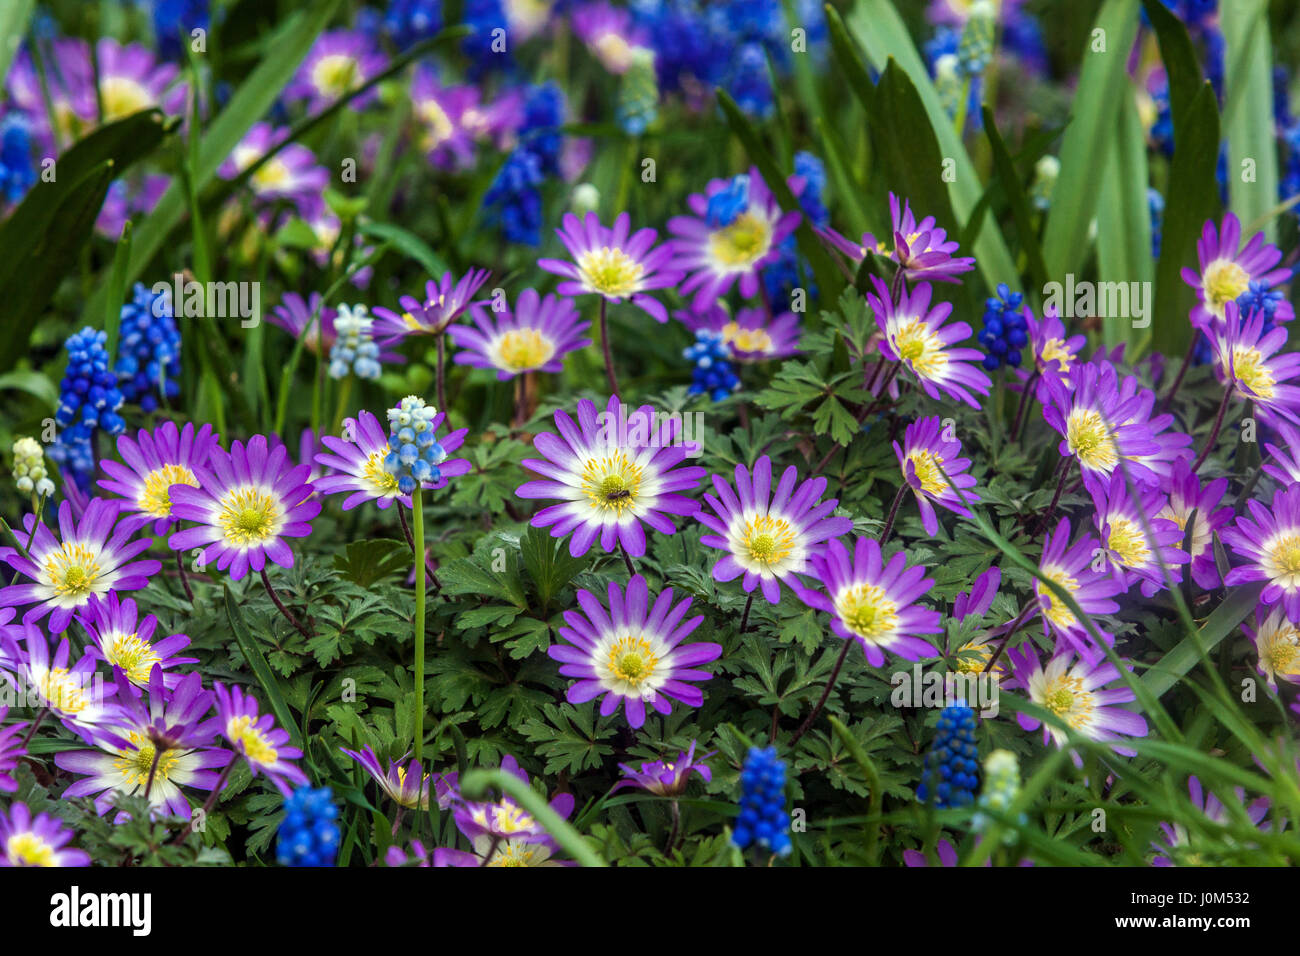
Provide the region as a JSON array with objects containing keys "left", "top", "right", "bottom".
[
  {"left": 413, "top": 487, "right": 427, "bottom": 764},
  {"left": 435, "top": 335, "right": 448, "bottom": 413}
]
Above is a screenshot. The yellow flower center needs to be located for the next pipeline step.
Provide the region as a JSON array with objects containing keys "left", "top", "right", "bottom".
[
  {"left": 39, "top": 667, "right": 88, "bottom": 715},
  {"left": 252, "top": 157, "right": 292, "bottom": 192},
  {"left": 494, "top": 329, "right": 555, "bottom": 372},
  {"left": 722, "top": 321, "right": 773, "bottom": 354},
  {"left": 218, "top": 486, "right": 281, "bottom": 547},
  {"left": 45, "top": 542, "right": 102, "bottom": 598},
  {"left": 581, "top": 453, "right": 643, "bottom": 515},
  {"left": 107, "top": 632, "right": 162, "bottom": 686},
  {"left": 892, "top": 318, "right": 947, "bottom": 378},
  {"left": 1037, "top": 566, "right": 1079, "bottom": 629},
  {"left": 954, "top": 641, "right": 1000, "bottom": 675},
  {"left": 484, "top": 802, "right": 534, "bottom": 835},
  {"left": 1263, "top": 628, "right": 1300, "bottom": 678},
  {"left": 138, "top": 463, "right": 199, "bottom": 519},
  {"left": 6, "top": 833, "right": 56, "bottom": 867},
  {"left": 226, "top": 715, "right": 279, "bottom": 766},
  {"left": 907, "top": 450, "right": 946, "bottom": 496},
  {"left": 363, "top": 451, "right": 401, "bottom": 497},
  {"left": 1040, "top": 337, "right": 1074, "bottom": 374},
  {"left": 740, "top": 514, "right": 796, "bottom": 568},
  {"left": 835, "top": 583, "right": 900, "bottom": 643},
  {"left": 607, "top": 635, "right": 660, "bottom": 686},
  {"left": 1065, "top": 409, "right": 1118, "bottom": 471},
  {"left": 709, "top": 213, "right": 770, "bottom": 268},
  {"left": 112, "top": 732, "right": 181, "bottom": 788},
  {"left": 577, "top": 246, "right": 645, "bottom": 297},
  {"left": 1041, "top": 673, "right": 1096, "bottom": 729},
  {"left": 1106, "top": 517, "right": 1151, "bottom": 569},
  {"left": 1265, "top": 533, "right": 1300, "bottom": 588},
  {"left": 1229, "top": 346, "right": 1276, "bottom": 400},
  {"left": 311, "top": 53, "right": 361, "bottom": 97},
  {"left": 417, "top": 99, "right": 454, "bottom": 148},
  {"left": 1203, "top": 259, "right": 1249, "bottom": 314},
  {"left": 487, "top": 842, "right": 543, "bottom": 867},
  {"left": 99, "top": 76, "right": 152, "bottom": 122}
]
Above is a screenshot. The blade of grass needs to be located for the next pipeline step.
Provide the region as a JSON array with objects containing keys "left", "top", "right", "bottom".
[{"left": 1221, "top": 0, "right": 1278, "bottom": 245}]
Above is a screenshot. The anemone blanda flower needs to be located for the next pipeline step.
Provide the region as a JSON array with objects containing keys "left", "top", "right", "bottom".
[
  {"left": 55, "top": 667, "right": 229, "bottom": 820},
  {"left": 1151, "top": 776, "right": 1272, "bottom": 867},
  {"left": 372, "top": 268, "right": 491, "bottom": 340},
  {"left": 1208, "top": 301, "right": 1300, "bottom": 426},
  {"left": 168, "top": 435, "right": 321, "bottom": 581},
  {"left": 287, "top": 30, "right": 385, "bottom": 111},
  {"left": 538, "top": 212, "right": 682, "bottom": 322},
  {"left": 78, "top": 592, "right": 195, "bottom": 690},
  {"left": 947, "top": 567, "right": 1008, "bottom": 676},
  {"left": 448, "top": 288, "right": 590, "bottom": 378},
  {"left": 676, "top": 305, "right": 802, "bottom": 361},
  {"left": 953, "top": 566, "right": 1001, "bottom": 623},
  {"left": 314, "top": 409, "right": 469, "bottom": 511},
  {"left": 1090, "top": 470, "right": 1189, "bottom": 597},
  {"left": 341, "top": 745, "right": 433, "bottom": 810},
  {"left": 213, "top": 683, "right": 307, "bottom": 795},
  {"left": 1182, "top": 212, "right": 1294, "bottom": 330},
  {"left": 893, "top": 415, "right": 980, "bottom": 535},
  {"left": 409, "top": 65, "right": 520, "bottom": 168},
  {"left": 385, "top": 840, "right": 477, "bottom": 868},
  {"left": 0, "top": 707, "right": 26, "bottom": 793},
  {"left": 798, "top": 536, "right": 942, "bottom": 667},
  {"left": 1111, "top": 371, "right": 1193, "bottom": 484},
  {"left": 97, "top": 421, "right": 219, "bottom": 533},
  {"left": 269, "top": 292, "right": 337, "bottom": 354},
  {"left": 1006, "top": 645, "right": 1148, "bottom": 757},
  {"left": 819, "top": 193, "right": 974, "bottom": 284},
  {"left": 1264, "top": 420, "right": 1300, "bottom": 486},
  {"left": 517, "top": 395, "right": 705, "bottom": 557},
  {"left": 0, "top": 498, "right": 160, "bottom": 633},
  {"left": 866, "top": 277, "right": 992, "bottom": 408},
  {"left": 218, "top": 122, "right": 329, "bottom": 219},
  {"left": 3, "top": 624, "right": 120, "bottom": 742},
  {"left": 612, "top": 740, "right": 714, "bottom": 796},
  {"left": 697, "top": 455, "right": 852, "bottom": 605},
  {"left": 572, "top": 2, "right": 651, "bottom": 73},
  {"left": 1157, "top": 458, "right": 1235, "bottom": 590},
  {"left": 451, "top": 754, "right": 575, "bottom": 848},
  {"left": 0, "top": 802, "right": 90, "bottom": 867},
  {"left": 668, "top": 168, "right": 801, "bottom": 313},
  {"left": 549, "top": 575, "right": 722, "bottom": 728},
  {"left": 1034, "top": 517, "right": 1124, "bottom": 659},
  {"left": 1221, "top": 482, "right": 1300, "bottom": 619},
  {"left": 1242, "top": 604, "right": 1300, "bottom": 691},
  {"left": 1042, "top": 360, "right": 1160, "bottom": 494}
]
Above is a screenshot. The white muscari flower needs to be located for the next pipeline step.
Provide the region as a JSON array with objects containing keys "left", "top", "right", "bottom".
[
  {"left": 12, "top": 437, "right": 55, "bottom": 499},
  {"left": 328, "top": 303, "right": 381, "bottom": 381}
]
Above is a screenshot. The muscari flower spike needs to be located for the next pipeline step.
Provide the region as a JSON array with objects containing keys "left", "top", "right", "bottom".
[
  {"left": 383, "top": 395, "right": 449, "bottom": 497},
  {"left": 683, "top": 329, "right": 740, "bottom": 401},
  {"left": 11, "top": 437, "right": 54, "bottom": 500},
  {"left": 115, "top": 282, "right": 181, "bottom": 413},
  {"left": 972, "top": 748, "right": 1025, "bottom": 840},
  {"left": 916, "top": 702, "right": 979, "bottom": 809},
  {"left": 328, "top": 303, "right": 382, "bottom": 381},
  {"left": 276, "top": 785, "right": 341, "bottom": 867},
  {"left": 978, "top": 284, "right": 1029, "bottom": 370},
  {"left": 732, "top": 746, "right": 791, "bottom": 857}
]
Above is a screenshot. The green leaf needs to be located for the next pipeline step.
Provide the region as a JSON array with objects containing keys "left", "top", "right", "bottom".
[
  {"left": 1040, "top": 0, "right": 1141, "bottom": 281},
  {"left": 359, "top": 221, "right": 451, "bottom": 286},
  {"left": 520, "top": 525, "right": 588, "bottom": 609},
  {"left": 102, "top": 221, "right": 133, "bottom": 360},
  {"left": 224, "top": 585, "right": 303, "bottom": 750},
  {"left": 1221, "top": 0, "right": 1278, "bottom": 245},
  {"left": 333, "top": 538, "right": 410, "bottom": 588},
  {"left": 438, "top": 553, "right": 528, "bottom": 609},
  {"left": 0, "top": 369, "right": 57, "bottom": 409},
  {"left": 1140, "top": 0, "right": 1203, "bottom": 129},
  {"left": 0, "top": 0, "right": 34, "bottom": 84},
  {"left": 982, "top": 106, "right": 1049, "bottom": 294},
  {"left": 1141, "top": 581, "right": 1265, "bottom": 698}
]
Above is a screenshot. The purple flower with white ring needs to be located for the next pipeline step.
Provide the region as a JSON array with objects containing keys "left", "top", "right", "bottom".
[
  {"left": 0, "top": 706, "right": 27, "bottom": 793},
  {"left": 1181, "top": 212, "right": 1294, "bottom": 331},
  {"left": 0, "top": 802, "right": 90, "bottom": 867},
  {"left": 818, "top": 193, "right": 974, "bottom": 284},
  {"left": 78, "top": 591, "right": 195, "bottom": 690},
  {"left": 286, "top": 30, "right": 385, "bottom": 111},
  {"left": 1034, "top": 517, "right": 1124, "bottom": 660},
  {"left": 98, "top": 421, "right": 220, "bottom": 534},
  {"left": 218, "top": 123, "right": 329, "bottom": 220},
  {"left": 449, "top": 288, "right": 591, "bottom": 378},
  {"left": 372, "top": 268, "right": 492, "bottom": 340},
  {"left": 1157, "top": 458, "right": 1235, "bottom": 590},
  {"left": 893, "top": 415, "right": 980, "bottom": 535},
  {"left": 613, "top": 739, "right": 714, "bottom": 796},
  {"left": 1222, "top": 482, "right": 1300, "bottom": 619},
  {"left": 1090, "top": 469, "right": 1189, "bottom": 597},
  {"left": 1209, "top": 301, "right": 1300, "bottom": 427},
  {"left": 213, "top": 683, "right": 307, "bottom": 796},
  {"left": 341, "top": 745, "right": 434, "bottom": 810}
]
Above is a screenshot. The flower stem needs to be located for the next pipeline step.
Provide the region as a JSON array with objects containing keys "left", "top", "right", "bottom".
[
  {"left": 260, "top": 567, "right": 311, "bottom": 638},
  {"left": 789, "top": 637, "right": 855, "bottom": 746},
  {"left": 412, "top": 487, "right": 427, "bottom": 764},
  {"left": 20, "top": 708, "right": 46, "bottom": 747},
  {"left": 739, "top": 593, "right": 754, "bottom": 634},
  {"left": 435, "top": 334, "right": 448, "bottom": 413},
  {"left": 174, "top": 756, "right": 236, "bottom": 844},
  {"left": 1190, "top": 382, "right": 1235, "bottom": 474},
  {"left": 878, "top": 483, "right": 908, "bottom": 547},
  {"left": 175, "top": 548, "right": 194, "bottom": 604},
  {"left": 982, "top": 601, "right": 1036, "bottom": 675},
  {"left": 1011, "top": 371, "right": 1039, "bottom": 443},
  {"left": 1037, "top": 455, "right": 1073, "bottom": 536},
  {"left": 619, "top": 542, "right": 636, "bottom": 578},
  {"left": 599, "top": 298, "right": 619, "bottom": 397},
  {"left": 331, "top": 375, "right": 353, "bottom": 437},
  {"left": 1160, "top": 333, "right": 1200, "bottom": 413}
]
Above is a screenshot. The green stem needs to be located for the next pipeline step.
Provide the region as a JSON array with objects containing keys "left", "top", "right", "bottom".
[
  {"left": 412, "top": 488, "right": 427, "bottom": 763},
  {"left": 332, "top": 375, "right": 354, "bottom": 437},
  {"left": 458, "top": 768, "right": 606, "bottom": 867}
]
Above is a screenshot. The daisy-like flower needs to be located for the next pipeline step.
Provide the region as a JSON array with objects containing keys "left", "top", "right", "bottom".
[
  {"left": 168, "top": 435, "right": 321, "bottom": 581},
  {"left": 268, "top": 292, "right": 337, "bottom": 354},
  {"left": 1111, "top": 372, "right": 1193, "bottom": 485},
  {"left": 341, "top": 745, "right": 434, "bottom": 810},
  {"left": 286, "top": 30, "right": 385, "bottom": 111},
  {"left": 0, "top": 707, "right": 27, "bottom": 793},
  {"left": 953, "top": 566, "right": 1001, "bottom": 623},
  {"left": 1243, "top": 604, "right": 1300, "bottom": 691},
  {"left": 0, "top": 802, "right": 90, "bottom": 867},
  {"left": 1181, "top": 212, "right": 1294, "bottom": 330},
  {"left": 1006, "top": 646, "right": 1148, "bottom": 757},
  {"left": 676, "top": 306, "right": 802, "bottom": 361},
  {"left": 4, "top": 624, "right": 120, "bottom": 742},
  {"left": 698, "top": 455, "right": 852, "bottom": 604},
  {"left": 1157, "top": 458, "right": 1235, "bottom": 590},
  {"left": 572, "top": 2, "right": 651, "bottom": 73},
  {"left": 213, "top": 683, "right": 307, "bottom": 795},
  {"left": 1264, "top": 420, "right": 1300, "bottom": 486},
  {"left": 98, "top": 421, "right": 219, "bottom": 533},
  {"left": 1021, "top": 305, "right": 1086, "bottom": 399},
  {"left": 893, "top": 415, "right": 980, "bottom": 535},
  {"left": 449, "top": 288, "right": 591, "bottom": 378},
  {"left": 1041, "top": 361, "right": 1160, "bottom": 493},
  {"left": 218, "top": 122, "right": 329, "bottom": 219},
  {"left": 819, "top": 193, "right": 975, "bottom": 284},
  {"left": 1222, "top": 483, "right": 1300, "bottom": 618},
  {"left": 0, "top": 498, "right": 160, "bottom": 633},
  {"left": 548, "top": 575, "right": 722, "bottom": 728},
  {"left": 538, "top": 212, "right": 682, "bottom": 323},
  {"left": 1034, "top": 518, "right": 1124, "bottom": 659},
  {"left": 517, "top": 395, "right": 705, "bottom": 557},
  {"left": 314, "top": 409, "right": 469, "bottom": 511},
  {"left": 55, "top": 667, "right": 229, "bottom": 820},
  {"left": 668, "top": 168, "right": 801, "bottom": 313},
  {"left": 866, "top": 277, "right": 992, "bottom": 408},
  {"left": 372, "top": 268, "right": 492, "bottom": 340},
  {"left": 95, "top": 39, "right": 183, "bottom": 123},
  {"left": 410, "top": 65, "right": 482, "bottom": 169},
  {"left": 1208, "top": 302, "right": 1300, "bottom": 426},
  {"left": 612, "top": 740, "right": 714, "bottom": 796},
  {"left": 1090, "top": 470, "right": 1189, "bottom": 597},
  {"left": 78, "top": 592, "right": 195, "bottom": 690},
  {"left": 451, "top": 754, "right": 575, "bottom": 848},
  {"left": 1151, "top": 776, "right": 1272, "bottom": 867},
  {"left": 798, "top": 536, "right": 942, "bottom": 668}
]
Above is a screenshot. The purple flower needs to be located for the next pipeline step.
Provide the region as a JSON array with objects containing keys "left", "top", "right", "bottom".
[
  {"left": 341, "top": 745, "right": 433, "bottom": 810},
  {"left": 798, "top": 536, "right": 942, "bottom": 668},
  {"left": 1090, "top": 470, "right": 1189, "bottom": 597},
  {"left": 538, "top": 212, "right": 682, "bottom": 322},
  {"left": 893, "top": 415, "right": 980, "bottom": 535},
  {"left": 218, "top": 123, "right": 329, "bottom": 220},
  {"left": 450, "top": 754, "right": 575, "bottom": 848},
  {"left": 953, "top": 566, "right": 1001, "bottom": 623},
  {"left": 448, "top": 288, "right": 591, "bottom": 378},
  {"left": 1157, "top": 458, "right": 1235, "bottom": 590},
  {"left": 168, "top": 435, "right": 321, "bottom": 581},
  {"left": 213, "top": 683, "right": 307, "bottom": 795},
  {"left": 676, "top": 305, "right": 802, "bottom": 361},
  {"left": 613, "top": 739, "right": 714, "bottom": 796},
  {"left": 1181, "top": 212, "right": 1294, "bottom": 330},
  {"left": 98, "top": 421, "right": 220, "bottom": 533},
  {"left": 0, "top": 498, "right": 160, "bottom": 633},
  {"left": 1242, "top": 604, "right": 1300, "bottom": 691},
  {"left": 517, "top": 395, "right": 705, "bottom": 557},
  {"left": 78, "top": 592, "right": 196, "bottom": 690},
  {"left": 0, "top": 706, "right": 27, "bottom": 793},
  {"left": 384, "top": 840, "right": 477, "bottom": 867},
  {"left": 1222, "top": 482, "right": 1300, "bottom": 619},
  {"left": 549, "top": 575, "right": 722, "bottom": 728},
  {"left": 819, "top": 193, "right": 974, "bottom": 284},
  {"left": 1264, "top": 420, "right": 1300, "bottom": 486},
  {"left": 286, "top": 30, "right": 386, "bottom": 111},
  {"left": 0, "top": 802, "right": 90, "bottom": 867},
  {"left": 698, "top": 455, "right": 852, "bottom": 604},
  {"left": 1151, "top": 776, "right": 1271, "bottom": 866},
  {"left": 269, "top": 292, "right": 338, "bottom": 354},
  {"left": 1034, "top": 517, "right": 1124, "bottom": 660},
  {"left": 1208, "top": 301, "right": 1300, "bottom": 426},
  {"left": 573, "top": 2, "right": 651, "bottom": 73},
  {"left": 372, "top": 268, "right": 491, "bottom": 340},
  {"left": 2, "top": 624, "right": 121, "bottom": 742}
]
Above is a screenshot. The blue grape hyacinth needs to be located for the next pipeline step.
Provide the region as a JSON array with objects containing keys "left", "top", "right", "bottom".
[
  {"left": 916, "top": 702, "right": 980, "bottom": 809},
  {"left": 384, "top": 395, "right": 447, "bottom": 496},
  {"left": 115, "top": 282, "right": 181, "bottom": 413},
  {"left": 276, "top": 786, "right": 340, "bottom": 867},
  {"left": 977, "top": 284, "right": 1028, "bottom": 371},
  {"left": 684, "top": 330, "right": 740, "bottom": 401},
  {"left": 732, "top": 746, "right": 791, "bottom": 857},
  {"left": 49, "top": 327, "right": 127, "bottom": 488}
]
